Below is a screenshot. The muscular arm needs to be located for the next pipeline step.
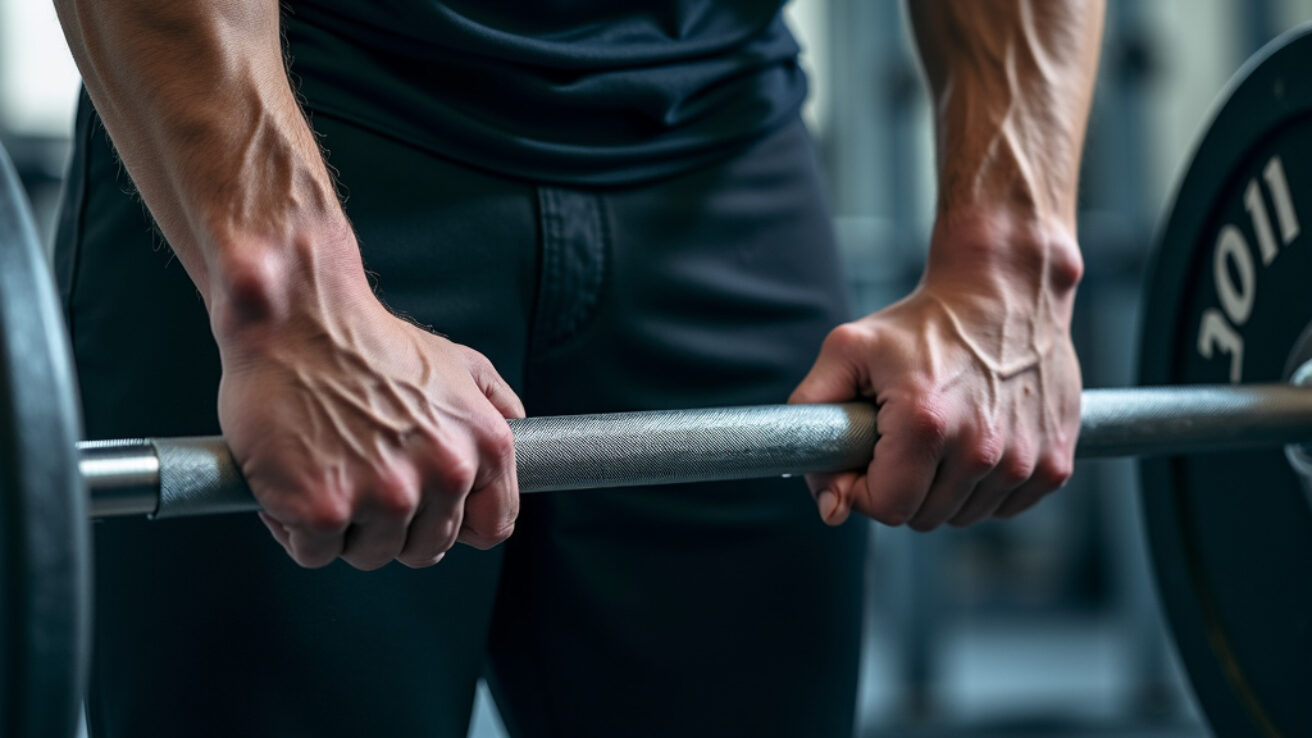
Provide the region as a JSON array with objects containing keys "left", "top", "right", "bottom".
[
  {"left": 54, "top": 1, "right": 521, "bottom": 568},
  {"left": 910, "top": 0, "right": 1102, "bottom": 231},
  {"left": 53, "top": 1, "right": 350, "bottom": 329},
  {"left": 792, "top": 1, "right": 1104, "bottom": 529}
]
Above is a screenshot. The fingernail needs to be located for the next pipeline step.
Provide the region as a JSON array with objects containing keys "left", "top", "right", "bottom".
[{"left": 817, "top": 489, "right": 838, "bottom": 522}]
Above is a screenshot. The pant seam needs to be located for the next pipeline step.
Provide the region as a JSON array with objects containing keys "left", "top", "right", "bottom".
[{"left": 529, "top": 186, "right": 607, "bottom": 357}]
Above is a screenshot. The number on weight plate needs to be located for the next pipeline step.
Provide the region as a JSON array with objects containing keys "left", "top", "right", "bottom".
[
  {"left": 1197, "top": 308, "right": 1245, "bottom": 383},
  {"left": 1195, "top": 155, "right": 1300, "bottom": 382}
]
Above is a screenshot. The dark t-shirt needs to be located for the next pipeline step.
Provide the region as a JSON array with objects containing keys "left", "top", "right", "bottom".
[{"left": 282, "top": 1, "right": 806, "bottom": 185}]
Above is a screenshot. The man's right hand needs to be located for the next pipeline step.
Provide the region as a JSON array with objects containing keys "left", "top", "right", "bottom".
[{"left": 215, "top": 278, "right": 523, "bottom": 571}]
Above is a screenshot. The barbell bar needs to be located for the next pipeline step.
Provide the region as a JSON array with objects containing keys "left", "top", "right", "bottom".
[{"left": 79, "top": 381, "right": 1312, "bottom": 519}]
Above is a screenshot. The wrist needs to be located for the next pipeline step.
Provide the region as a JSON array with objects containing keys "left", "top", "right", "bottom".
[
  {"left": 927, "top": 207, "right": 1084, "bottom": 297},
  {"left": 207, "top": 219, "right": 374, "bottom": 351}
]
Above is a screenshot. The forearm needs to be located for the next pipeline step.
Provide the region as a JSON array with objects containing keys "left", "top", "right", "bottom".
[
  {"left": 797, "top": 2, "right": 1099, "bottom": 530},
  {"left": 908, "top": 0, "right": 1104, "bottom": 235},
  {"left": 53, "top": 0, "right": 362, "bottom": 339}
]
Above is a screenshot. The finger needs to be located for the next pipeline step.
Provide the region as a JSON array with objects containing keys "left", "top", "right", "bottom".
[
  {"left": 947, "top": 449, "right": 1036, "bottom": 527},
  {"left": 791, "top": 324, "right": 878, "bottom": 522},
  {"left": 854, "top": 402, "right": 947, "bottom": 527},
  {"left": 339, "top": 471, "right": 420, "bottom": 570},
  {"left": 462, "top": 348, "right": 526, "bottom": 419},
  {"left": 340, "top": 516, "right": 411, "bottom": 571},
  {"left": 458, "top": 474, "right": 518, "bottom": 549},
  {"left": 907, "top": 434, "right": 1000, "bottom": 531},
  {"left": 283, "top": 527, "right": 346, "bottom": 569},
  {"left": 991, "top": 486, "right": 1045, "bottom": 520},
  {"left": 788, "top": 332, "right": 868, "bottom": 405},
  {"left": 397, "top": 497, "right": 456, "bottom": 568},
  {"left": 794, "top": 350, "right": 870, "bottom": 525},
  {"left": 407, "top": 434, "right": 482, "bottom": 559},
  {"left": 802, "top": 470, "right": 844, "bottom": 499},
  {"left": 812, "top": 471, "right": 863, "bottom": 526},
  {"left": 945, "top": 479, "right": 1012, "bottom": 528},
  {"left": 993, "top": 452, "right": 1074, "bottom": 520},
  {"left": 458, "top": 420, "right": 519, "bottom": 550},
  {"left": 262, "top": 493, "right": 350, "bottom": 569},
  {"left": 402, "top": 478, "right": 467, "bottom": 565}
]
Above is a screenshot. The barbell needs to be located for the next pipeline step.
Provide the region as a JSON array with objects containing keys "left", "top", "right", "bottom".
[
  {"left": 4, "top": 22, "right": 1312, "bottom": 738},
  {"left": 71, "top": 385, "right": 1312, "bottom": 518}
]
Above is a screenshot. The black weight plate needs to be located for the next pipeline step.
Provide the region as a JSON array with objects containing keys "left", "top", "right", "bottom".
[
  {"left": 0, "top": 144, "right": 88, "bottom": 736},
  {"left": 1139, "top": 24, "right": 1312, "bottom": 738}
]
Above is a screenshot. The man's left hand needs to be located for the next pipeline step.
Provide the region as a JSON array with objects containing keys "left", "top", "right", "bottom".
[{"left": 790, "top": 213, "right": 1084, "bottom": 530}]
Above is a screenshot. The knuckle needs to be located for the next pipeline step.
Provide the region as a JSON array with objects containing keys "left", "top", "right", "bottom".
[
  {"left": 479, "top": 421, "right": 517, "bottom": 464},
  {"left": 906, "top": 402, "right": 949, "bottom": 448},
  {"left": 299, "top": 499, "right": 352, "bottom": 533},
  {"left": 373, "top": 472, "right": 419, "bottom": 516},
  {"left": 823, "top": 322, "right": 869, "bottom": 353},
  {"left": 965, "top": 435, "right": 1004, "bottom": 474},
  {"left": 1036, "top": 455, "right": 1075, "bottom": 490},
  {"left": 460, "top": 346, "right": 494, "bottom": 374},
  {"left": 997, "top": 444, "right": 1037, "bottom": 486},
  {"left": 999, "top": 458, "right": 1034, "bottom": 487},
  {"left": 435, "top": 455, "right": 478, "bottom": 493}
]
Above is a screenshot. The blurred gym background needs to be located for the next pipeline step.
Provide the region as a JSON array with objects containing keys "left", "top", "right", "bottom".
[{"left": 3, "top": 2, "right": 1307, "bottom": 736}]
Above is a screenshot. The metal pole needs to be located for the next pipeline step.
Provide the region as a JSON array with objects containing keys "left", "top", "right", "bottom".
[{"left": 82, "top": 383, "right": 1312, "bottom": 518}]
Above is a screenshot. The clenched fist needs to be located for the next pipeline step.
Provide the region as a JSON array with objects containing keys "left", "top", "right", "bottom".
[
  {"left": 791, "top": 214, "right": 1083, "bottom": 530},
  {"left": 215, "top": 273, "right": 523, "bottom": 570}
]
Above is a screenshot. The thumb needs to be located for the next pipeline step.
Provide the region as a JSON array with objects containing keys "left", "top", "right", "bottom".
[
  {"left": 805, "top": 470, "right": 863, "bottom": 526},
  {"left": 788, "top": 350, "right": 865, "bottom": 405},
  {"left": 460, "top": 347, "right": 526, "bottom": 419}
]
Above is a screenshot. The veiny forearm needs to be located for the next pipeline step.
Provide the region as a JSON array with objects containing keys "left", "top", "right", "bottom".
[
  {"left": 908, "top": 0, "right": 1105, "bottom": 231},
  {"left": 53, "top": 0, "right": 362, "bottom": 336}
]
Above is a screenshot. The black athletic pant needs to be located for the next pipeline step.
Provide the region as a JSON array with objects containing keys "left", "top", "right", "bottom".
[{"left": 56, "top": 94, "right": 869, "bottom": 738}]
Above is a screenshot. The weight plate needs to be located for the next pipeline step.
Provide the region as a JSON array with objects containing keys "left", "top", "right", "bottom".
[
  {"left": 0, "top": 144, "right": 88, "bottom": 736},
  {"left": 1139, "top": 24, "right": 1312, "bottom": 738}
]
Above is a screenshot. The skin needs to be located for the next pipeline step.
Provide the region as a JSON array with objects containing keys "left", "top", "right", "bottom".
[
  {"left": 791, "top": 0, "right": 1104, "bottom": 530},
  {"left": 53, "top": 0, "right": 522, "bottom": 570},
  {"left": 53, "top": 0, "right": 1104, "bottom": 571}
]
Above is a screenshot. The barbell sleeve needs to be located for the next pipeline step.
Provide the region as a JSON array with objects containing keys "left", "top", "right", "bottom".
[{"left": 80, "top": 384, "right": 1312, "bottom": 518}]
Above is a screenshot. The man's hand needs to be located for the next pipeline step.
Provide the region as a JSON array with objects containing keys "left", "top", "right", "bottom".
[
  {"left": 53, "top": 2, "right": 526, "bottom": 568},
  {"left": 216, "top": 277, "right": 522, "bottom": 570},
  {"left": 799, "top": 0, "right": 1106, "bottom": 530},
  {"left": 790, "top": 214, "right": 1082, "bottom": 530}
]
